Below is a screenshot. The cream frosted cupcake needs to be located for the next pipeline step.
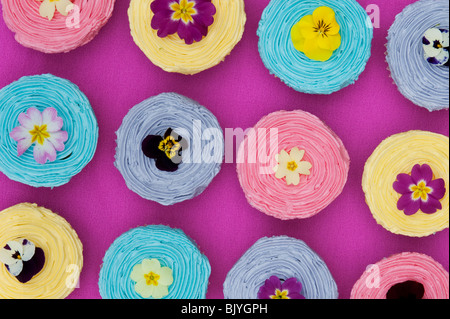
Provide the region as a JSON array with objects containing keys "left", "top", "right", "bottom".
[
  {"left": 362, "top": 131, "right": 449, "bottom": 237},
  {"left": 0, "top": 203, "right": 83, "bottom": 299},
  {"left": 128, "top": 0, "right": 246, "bottom": 74}
]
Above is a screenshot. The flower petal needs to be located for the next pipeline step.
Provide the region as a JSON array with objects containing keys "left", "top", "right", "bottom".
[
  {"left": 18, "top": 113, "right": 34, "bottom": 130},
  {"left": 297, "top": 15, "right": 317, "bottom": 40},
  {"left": 130, "top": 264, "right": 144, "bottom": 283},
  {"left": 313, "top": 6, "right": 337, "bottom": 27},
  {"left": 158, "top": 267, "right": 174, "bottom": 286},
  {"left": 10, "top": 126, "right": 30, "bottom": 142},
  {"left": 275, "top": 165, "right": 288, "bottom": 179},
  {"left": 317, "top": 33, "right": 341, "bottom": 51},
  {"left": 55, "top": 0, "right": 72, "bottom": 16},
  {"left": 26, "top": 108, "right": 43, "bottom": 127},
  {"left": 397, "top": 193, "right": 420, "bottom": 215},
  {"left": 39, "top": 0, "right": 56, "bottom": 20},
  {"left": 47, "top": 130, "right": 68, "bottom": 152},
  {"left": 17, "top": 138, "right": 33, "bottom": 157},
  {"left": 42, "top": 108, "right": 63, "bottom": 133},
  {"left": 6, "top": 241, "right": 23, "bottom": 256},
  {"left": 393, "top": 173, "right": 414, "bottom": 194},
  {"left": 142, "top": 135, "right": 164, "bottom": 159},
  {"left": 21, "top": 239, "right": 35, "bottom": 262},
  {"left": 411, "top": 164, "right": 432, "bottom": 184},
  {"left": 289, "top": 147, "right": 305, "bottom": 162},
  {"left": 303, "top": 37, "right": 334, "bottom": 61},
  {"left": 151, "top": 284, "right": 169, "bottom": 299},
  {"left": 33, "top": 139, "right": 57, "bottom": 164},
  {"left": 0, "top": 246, "right": 16, "bottom": 265},
  {"left": 192, "top": 2, "right": 216, "bottom": 27},
  {"left": 141, "top": 259, "right": 161, "bottom": 274},
  {"left": 286, "top": 171, "right": 300, "bottom": 186},
  {"left": 428, "top": 178, "right": 446, "bottom": 200},
  {"left": 135, "top": 280, "right": 154, "bottom": 299},
  {"left": 6, "top": 260, "right": 23, "bottom": 277},
  {"left": 278, "top": 150, "right": 290, "bottom": 163},
  {"left": 296, "top": 161, "right": 312, "bottom": 175},
  {"left": 420, "top": 196, "right": 442, "bottom": 214}
]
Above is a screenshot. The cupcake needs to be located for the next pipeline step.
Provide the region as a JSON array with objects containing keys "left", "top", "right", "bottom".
[
  {"left": 386, "top": 0, "right": 449, "bottom": 111},
  {"left": 99, "top": 225, "right": 211, "bottom": 299},
  {"left": 223, "top": 236, "right": 338, "bottom": 299},
  {"left": 128, "top": 0, "right": 246, "bottom": 74},
  {"left": 115, "top": 92, "right": 224, "bottom": 206},
  {"left": 237, "top": 110, "right": 350, "bottom": 220},
  {"left": 257, "top": 0, "right": 373, "bottom": 94},
  {"left": 1, "top": 0, "right": 116, "bottom": 53},
  {"left": 0, "top": 203, "right": 83, "bottom": 299},
  {"left": 362, "top": 131, "right": 449, "bottom": 237},
  {"left": 0, "top": 74, "right": 99, "bottom": 188},
  {"left": 351, "top": 252, "right": 449, "bottom": 299}
]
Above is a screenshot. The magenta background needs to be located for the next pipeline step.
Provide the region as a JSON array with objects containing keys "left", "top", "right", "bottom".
[{"left": 0, "top": 0, "right": 448, "bottom": 299}]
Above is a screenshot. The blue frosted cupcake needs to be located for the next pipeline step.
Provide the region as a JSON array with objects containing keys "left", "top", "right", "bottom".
[
  {"left": 223, "top": 236, "right": 338, "bottom": 299},
  {"left": 386, "top": 0, "right": 449, "bottom": 111},
  {"left": 114, "top": 92, "right": 224, "bottom": 206},
  {"left": 0, "top": 74, "right": 98, "bottom": 187},
  {"left": 258, "top": 0, "right": 373, "bottom": 94},
  {"left": 98, "top": 225, "right": 211, "bottom": 299}
]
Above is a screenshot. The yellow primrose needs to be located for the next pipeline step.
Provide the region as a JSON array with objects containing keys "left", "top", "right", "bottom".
[{"left": 291, "top": 6, "right": 341, "bottom": 62}]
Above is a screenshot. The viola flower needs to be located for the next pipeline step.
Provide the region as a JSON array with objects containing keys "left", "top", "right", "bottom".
[
  {"left": 291, "top": 6, "right": 341, "bottom": 62},
  {"left": 423, "top": 28, "right": 449, "bottom": 66},
  {"left": 0, "top": 239, "right": 35, "bottom": 277},
  {"left": 258, "top": 276, "right": 305, "bottom": 299},
  {"left": 130, "top": 259, "right": 174, "bottom": 299},
  {"left": 10, "top": 107, "right": 69, "bottom": 165},
  {"left": 142, "top": 128, "right": 188, "bottom": 172},
  {"left": 37, "top": 0, "right": 73, "bottom": 21},
  {"left": 151, "top": 0, "right": 216, "bottom": 45},
  {"left": 393, "top": 164, "right": 446, "bottom": 215},
  {"left": 273, "top": 147, "right": 312, "bottom": 186}
]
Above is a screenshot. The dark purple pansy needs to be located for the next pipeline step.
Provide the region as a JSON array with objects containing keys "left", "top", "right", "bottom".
[
  {"left": 257, "top": 276, "right": 305, "bottom": 299},
  {"left": 393, "top": 164, "right": 446, "bottom": 216},
  {"left": 150, "top": 0, "right": 216, "bottom": 45}
]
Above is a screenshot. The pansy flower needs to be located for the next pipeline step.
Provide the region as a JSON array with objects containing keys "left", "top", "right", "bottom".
[
  {"left": 142, "top": 128, "right": 188, "bottom": 172},
  {"left": 393, "top": 164, "right": 446, "bottom": 215},
  {"left": 151, "top": 0, "right": 216, "bottom": 45},
  {"left": 291, "top": 6, "right": 341, "bottom": 62},
  {"left": 130, "top": 259, "right": 174, "bottom": 299},
  {"left": 258, "top": 276, "right": 305, "bottom": 299},
  {"left": 422, "top": 28, "right": 449, "bottom": 66},
  {"left": 10, "top": 107, "right": 68, "bottom": 165},
  {"left": 37, "top": 0, "right": 73, "bottom": 21},
  {"left": 273, "top": 147, "right": 312, "bottom": 186}
]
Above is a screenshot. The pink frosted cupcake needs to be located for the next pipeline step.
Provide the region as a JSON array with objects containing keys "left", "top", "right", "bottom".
[
  {"left": 351, "top": 252, "right": 449, "bottom": 299},
  {"left": 1, "top": 0, "right": 116, "bottom": 53},
  {"left": 236, "top": 110, "right": 350, "bottom": 220}
]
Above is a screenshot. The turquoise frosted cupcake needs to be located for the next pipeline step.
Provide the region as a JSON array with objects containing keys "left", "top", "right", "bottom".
[
  {"left": 98, "top": 225, "right": 211, "bottom": 299},
  {"left": 0, "top": 74, "right": 98, "bottom": 187},
  {"left": 258, "top": 0, "right": 373, "bottom": 94}
]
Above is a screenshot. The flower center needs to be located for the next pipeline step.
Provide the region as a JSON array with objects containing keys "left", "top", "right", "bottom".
[
  {"left": 271, "top": 289, "right": 290, "bottom": 299},
  {"left": 29, "top": 124, "right": 50, "bottom": 145},
  {"left": 410, "top": 181, "right": 432, "bottom": 201},
  {"left": 12, "top": 251, "right": 22, "bottom": 260},
  {"left": 314, "top": 19, "right": 331, "bottom": 37},
  {"left": 286, "top": 161, "right": 298, "bottom": 172},
  {"left": 171, "top": 0, "right": 197, "bottom": 23},
  {"left": 158, "top": 136, "right": 181, "bottom": 159},
  {"left": 433, "top": 40, "right": 443, "bottom": 49},
  {"left": 144, "top": 271, "right": 160, "bottom": 286}
]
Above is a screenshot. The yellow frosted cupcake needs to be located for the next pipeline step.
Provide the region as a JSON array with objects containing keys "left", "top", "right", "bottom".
[
  {"left": 128, "top": 0, "right": 246, "bottom": 74},
  {"left": 0, "top": 203, "right": 83, "bottom": 299},
  {"left": 362, "top": 131, "right": 449, "bottom": 237}
]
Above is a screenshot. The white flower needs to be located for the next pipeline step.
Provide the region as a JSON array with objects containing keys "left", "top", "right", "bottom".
[
  {"left": 273, "top": 147, "right": 312, "bottom": 186},
  {"left": 130, "top": 259, "right": 174, "bottom": 299},
  {"left": 423, "top": 28, "right": 449, "bottom": 66},
  {"left": 0, "top": 240, "right": 35, "bottom": 277},
  {"left": 37, "top": 0, "right": 73, "bottom": 21}
]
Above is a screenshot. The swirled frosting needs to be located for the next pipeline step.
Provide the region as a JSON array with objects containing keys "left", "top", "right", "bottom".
[
  {"left": 386, "top": 0, "right": 449, "bottom": 111},
  {"left": 0, "top": 203, "right": 83, "bottom": 299},
  {"left": 128, "top": 0, "right": 246, "bottom": 75},
  {"left": 257, "top": 0, "right": 373, "bottom": 94},
  {"left": 362, "top": 131, "right": 449, "bottom": 237},
  {"left": 1, "top": 0, "right": 116, "bottom": 54},
  {"left": 237, "top": 110, "right": 350, "bottom": 220},
  {"left": 223, "top": 236, "right": 338, "bottom": 299},
  {"left": 98, "top": 225, "right": 211, "bottom": 299},
  {"left": 351, "top": 252, "right": 449, "bottom": 299},
  {"left": 0, "top": 74, "right": 99, "bottom": 188},
  {"left": 115, "top": 92, "right": 224, "bottom": 206}
]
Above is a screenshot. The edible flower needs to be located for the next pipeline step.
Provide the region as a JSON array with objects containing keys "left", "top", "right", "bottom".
[
  {"left": 142, "top": 128, "right": 188, "bottom": 172},
  {"left": 291, "top": 6, "right": 341, "bottom": 62},
  {"left": 151, "top": 0, "right": 216, "bottom": 45},
  {"left": 0, "top": 239, "right": 35, "bottom": 277},
  {"left": 130, "top": 259, "right": 174, "bottom": 299},
  {"left": 37, "top": 0, "right": 73, "bottom": 21},
  {"left": 273, "top": 147, "right": 312, "bottom": 186},
  {"left": 257, "top": 276, "right": 305, "bottom": 299},
  {"left": 10, "top": 107, "right": 68, "bottom": 165},
  {"left": 393, "top": 164, "right": 446, "bottom": 215},
  {"left": 422, "top": 28, "right": 449, "bottom": 66}
]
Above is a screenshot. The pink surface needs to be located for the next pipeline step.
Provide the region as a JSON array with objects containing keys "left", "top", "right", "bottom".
[{"left": 0, "top": 0, "right": 448, "bottom": 299}]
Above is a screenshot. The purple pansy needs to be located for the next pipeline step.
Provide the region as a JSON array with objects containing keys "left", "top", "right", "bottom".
[
  {"left": 257, "top": 276, "right": 305, "bottom": 299},
  {"left": 150, "top": 0, "right": 216, "bottom": 45},
  {"left": 393, "top": 164, "right": 446, "bottom": 215}
]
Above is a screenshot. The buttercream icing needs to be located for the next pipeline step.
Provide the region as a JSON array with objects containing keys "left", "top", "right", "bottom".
[
  {"left": 362, "top": 131, "right": 449, "bottom": 237},
  {"left": 0, "top": 203, "right": 83, "bottom": 299},
  {"left": 98, "top": 225, "right": 211, "bottom": 299},
  {"left": 128, "top": 0, "right": 246, "bottom": 74},
  {"left": 0, "top": 74, "right": 98, "bottom": 188},
  {"left": 386, "top": 0, "right": 449, "bottom": 111},
  {"left": 223, "top": 236, "right": 338, "bottom": 299}
]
